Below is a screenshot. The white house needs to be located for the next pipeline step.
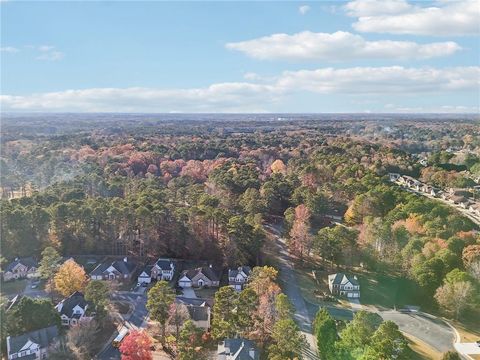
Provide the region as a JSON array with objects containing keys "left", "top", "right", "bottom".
[
  {"left": 3, "top": 257, "right": 38, "bottom": 281},
  {"left": 328, "top": 273, "right": 360, "bottom": 298},
  {"left": 228, "top": 266, "right": 251, "bottom": 291},
  {"left": 151, "top": 258, "right": 175, "bottom": 281},
  {"left": 137, "top": 265, "right": 153, "bottom": 285},
  {"left": 55, "top": 291, "right": 92, "bottom": 326},
  {"left": 178, "top": 266, "right": 220, "bottom": 288},
  {"left": 6, "top": 325, "right": 58, "bottom": 360}
]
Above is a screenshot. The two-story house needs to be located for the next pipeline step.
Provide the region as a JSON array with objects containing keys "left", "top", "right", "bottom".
[
  {"left": 6, "top": 325, "right": 58, "bottom": 360},
  {"left": 90, "top": 257, "right": 136, "bottom": 281},
  {"left": 3, "top": 257, "right": 38, "bottom": 281},
  {"left": 328, "top": 273, "right": 360, "bottom": 298},
  {"left": 228, "top": 266, "right": 251, "bottom": 291},
  {"left": 175, "top": 296, "right": 213, "bottom": 330},
  {"left": 55, "top": 291, "right": 92, "bottom": 326},
  {"left": 151, "top": 258, "right": 175, "bottom": 281}
]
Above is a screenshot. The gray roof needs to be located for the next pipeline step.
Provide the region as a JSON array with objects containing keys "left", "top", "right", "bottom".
[
  {"left": 155, "top": 258, "right": 174, "bottom": 271},
  {"left": 56, "top": 291, "right": 88, "bottom": 317},
  {"left": 175, "top": 296, "right": 212, "bottom": 307},
  {"left": 187, "top": 305, "right": 209, "bottom": 321},
  {"left": 329, "top": 273, "right": 359, "bottom": 286},
  {"left": 228, "top": 266, "right": 251, "bottom": 279},
  {"left": 90, "top": 259, "right": 136, "bottom": 276},
  {"left": 218, "top": 338, "right": 259, "bottom": 360},
  {"left": 181, "top": 267, "right": 219, "bottom": 282},
  {"left": 139, "top": 265, "right": 154, "bottom": 277},
  {"left": 5, "top": 257, "right": 38, "bottom": 272},
  {"left": 7, "top": 325, "right": 58, "bottom": 355}
]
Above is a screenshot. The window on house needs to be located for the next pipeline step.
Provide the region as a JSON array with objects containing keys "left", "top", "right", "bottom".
[{"left": 11, "top": 354, "right": 17, "bottom": 359}]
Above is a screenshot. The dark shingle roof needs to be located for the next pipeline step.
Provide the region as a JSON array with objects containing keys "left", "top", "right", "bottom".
[
  {"left": 187, "top": 305, "right": 209, "bottom": 321},
  {"left": 218, "top": 338, "right": 259, "bottom": 360},
  {"left": 181, "top": 266, "right": 220, "bottom": 282},
  {"left": 329, "top": 273, "right": 359, "bottom": 286},
  {"left": 7, "top": 325, "right": 58, "bottom": 355},
  {"left": 56, "top": 291, "right": 88, "bottom": 317},
  {"left": 228, "top": 266, "right": 251, "bottom": 279},
  {"left": 155, "top": 258, "right": 174, "bottom": 271},
  {"left": 175, "top": 296, "right": 212, "bottom": 307},
  {"left": 5, "top": 257, "right": 38, "bottom": 272},
  {"left": 90, "top": 259, "right": 136, "bottom": 276},
  {"left": 139, "top": 265, "right": 153, "bottom": 277}
]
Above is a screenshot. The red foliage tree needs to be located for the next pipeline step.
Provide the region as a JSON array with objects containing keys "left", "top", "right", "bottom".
[{"left": 119, "top": 330, "right": 152, "bottom": 360}]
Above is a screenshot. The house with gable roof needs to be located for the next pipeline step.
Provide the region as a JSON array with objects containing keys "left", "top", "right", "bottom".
[
  {"left": 6, "top": 325, "right": 59, "bottom": 360},
  {"left": 90, "top": 257, "right": 136, "bottom": 281},
  {"left": 228, "top": 266, "right": 251, "bottom": 291},
  {"left": 150, "top": 258, "right": 175, "bottom": 281},
  {"left": 55, "top": 291, "right": 92, "bottom": 326},
  {"left": 328, "top": 273, "right": 360, "bottom": 298},
  {"left": 3, "top": 257, "right": 38, "bottom": 281},
  {"left": 178, "top": 265, "right": 220, "bottom": 288}
]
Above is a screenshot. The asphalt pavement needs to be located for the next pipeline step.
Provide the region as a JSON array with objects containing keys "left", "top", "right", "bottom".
[{"left": 97, "top": 291, "right": 148, "bottom": 360}]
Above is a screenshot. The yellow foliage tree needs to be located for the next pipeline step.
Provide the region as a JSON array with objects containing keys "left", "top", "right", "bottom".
[
  {"left": 54, "top": 259, "right": 87, "bottom": 297},
  {"left": 270, "top": 159, "right": 287, "bottom": 174}
]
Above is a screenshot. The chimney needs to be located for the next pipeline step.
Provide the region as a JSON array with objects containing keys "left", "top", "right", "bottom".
[{"left": 123, "top": 257, "right": 128, "bottom": 263}]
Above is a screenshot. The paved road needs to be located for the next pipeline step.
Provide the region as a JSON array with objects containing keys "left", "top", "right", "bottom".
[
  {"left": 266, "top": 224, "right": 319, "bottom": 360},
  {"left": 97, "top": 291, "right": 148, "bottom": 360},
  {"left": 380, "top": 310, "right": 455, "bottom": 353}
]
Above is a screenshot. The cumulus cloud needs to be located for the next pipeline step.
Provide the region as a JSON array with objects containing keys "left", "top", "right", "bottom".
[
  {"left": 276, "top": 66, "right": 479, "bottom": 94},
  {"left": 226, "top": 31, "right": 461, "bottom": 61},
  {"left": 1, "top": 66, "right": 478, "bottom": 112},
  {"left": 1, "top": 46, "right": 19, "bottom": 53},
  {"left": 345, "top": 0, "right": 480, "bottom": 36},
  {"left": 299, "top": 5, "right": 310, "bottom": 15}
]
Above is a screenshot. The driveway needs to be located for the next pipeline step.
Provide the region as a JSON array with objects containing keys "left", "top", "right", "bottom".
[
  {"left": 267, "top": 224, "right": 319, "bottom": 360},
  {"left": 181, "top": 287, "right": 197, "bottom": 299},
  {"left": 348, "top": 298, "right": 363, "bottom": 312},
  {"left": 380, "top": 310, "right": 454, "bottom": 353}
]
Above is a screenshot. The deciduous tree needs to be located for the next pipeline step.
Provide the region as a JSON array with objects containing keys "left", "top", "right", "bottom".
[
  {"left": 54, "top": 259, "right": 87, "bottom": 297},
  {"left": 119, "top": 330, "right": 152, "bottom": 360}
]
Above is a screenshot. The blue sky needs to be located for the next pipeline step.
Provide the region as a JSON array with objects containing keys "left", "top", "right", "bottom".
[{"left": 1, "top": 0, "right": 479, "bottom": 113}]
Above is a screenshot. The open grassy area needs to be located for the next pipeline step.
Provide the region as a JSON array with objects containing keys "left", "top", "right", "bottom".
[
  {"left": 0, "top": 279, "right": 27, "bottom": 296},
  {"left": 404, "top": 333, "right": 442, "bottom": 360},
  {"left": 358, "top": 273, "right": 427, "bottom": 310},
  {"left": 194, "top": 287, "right": 217, "bottom": 299}
]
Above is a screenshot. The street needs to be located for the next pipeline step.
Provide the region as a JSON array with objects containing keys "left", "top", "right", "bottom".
[
  {"left": 266, "top": 224, "right": 320, "bottom": 360},
  {"left": 96, "top": 291, "right": 148, "bottom": 360}
]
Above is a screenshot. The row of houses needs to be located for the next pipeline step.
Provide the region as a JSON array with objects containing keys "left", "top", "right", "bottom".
[{"left": 389, "top": 173, "right": 480, "bottom": 219}]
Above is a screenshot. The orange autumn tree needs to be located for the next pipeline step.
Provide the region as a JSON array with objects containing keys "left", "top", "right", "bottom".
[
  {"left": 54, "top": 259, "right": 87, "bottom": 297},
  {"left": 120, "top": 330, "right": 152, "bottom": 360}
]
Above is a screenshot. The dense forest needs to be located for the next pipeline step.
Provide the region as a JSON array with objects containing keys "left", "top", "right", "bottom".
[{"left": 1, "top": 114, "right": 479, "bottom": 323}]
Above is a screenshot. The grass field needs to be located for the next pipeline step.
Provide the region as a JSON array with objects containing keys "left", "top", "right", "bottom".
[
  {"left": 358, "top": 273, "right": 428, "bottom": 310},
  {"left": 0, "top": 279, "right": 27, "bottom": 296}
]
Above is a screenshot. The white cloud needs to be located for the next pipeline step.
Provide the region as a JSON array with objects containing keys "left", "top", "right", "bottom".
[
  {"left": 0, "top": 46, "right": 19, "bottom": 53},
  {"left": 384, "top": 104, "right": 479, "bottom": 113},
  {"left": 345, "top": 0, "right": 480, "bottom": 36},
  {"left": 35, "top": 45, "right": 64, "bottom": 61},
  {"left": 226, "top": 31, "right": 461, "bottom": 61},
  {"left": 299, "top": 5, "right": 310, "bottom": 15},
  {"left": 1, "top": 66, "right": 477, "bottom": 112},
  {"left": 276, "top": 66, "right": 479, "bottom": 94}
]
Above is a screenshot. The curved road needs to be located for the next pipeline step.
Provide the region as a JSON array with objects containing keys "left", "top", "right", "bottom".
[{"left": 266, "top": 223, "right": 456, "bottom": 356}]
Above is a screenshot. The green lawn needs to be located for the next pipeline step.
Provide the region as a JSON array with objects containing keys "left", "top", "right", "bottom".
[
  {"left": 0, "top": 279, "right": 27, "bottom": 296},
  {"left": 358, "top": 273, "right": 426, "bottom": 310}
]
